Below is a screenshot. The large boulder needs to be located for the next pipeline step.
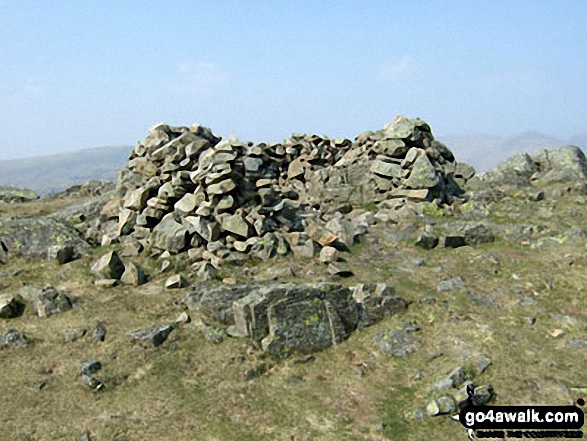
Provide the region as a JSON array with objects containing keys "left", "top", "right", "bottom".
[
  {"left": 0, "top": 186, "right": 39, "bottom": 203},
  {"left": 0, "top": 218, "right": 89, "bottom": 258},
  {"left": 232, "top": 283, "right": 359, "bottom": 358}
]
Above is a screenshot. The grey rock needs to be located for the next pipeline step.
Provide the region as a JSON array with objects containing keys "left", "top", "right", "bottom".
[
  {"left": 91, "top": 251, "right": 125, "bottom": 280},
  {"left": 92, "top": 322, "right": 107, "bottom": 342},
  {"left": 165, "top": 274, "right": 189, "bottom": 289},
  {"left": 62, "top": 326, "right": 87, "bottom": 343},
  {"left": 373, "top": 329, "right": 418, "bottom": 357},
  {"left": 467, "top": 293, "right": 499, "bottom": 309},
  {"left": 405, "top": 155, "right": 439, "bottom": 189},
  {"left": 327, "top": 261, "right": 354, "bottom": 277},
  {"left": 352, "top": 283, "right": 408, "bottom": 327},
  {"left": 415, "top": 233, "right": 439, "bottom": 250},
  {"left": 0, "top": 185, "right": 39, "bottom": 203},
  {"left": 120, "top": 262, "right": 148, "bottom": 286},
  {"left": 0, "top": 218, "right": 89, "bottom": 258},
  {"left": 0, "top": 329, "right": 28, "bottom": 347},
  {"left": 426, "top": 396, "right": 457, "bottom": 416},
  {"left": 129, "top": 324, "right": 174, "bottom": 347},
  {"left": 437, "top": 277, "right": 465, "bottom": 292},
  {"left": 150, "top": 218, "right": 189, "bottom": 254},
  {"left": 32, "top": 286, "right": 73, "bottom": 318},
  {"left": 0, "top": 293, "right": 25, "bottom": 318},
  {"left": 80, "top": 361, "right": 102, "bottom": 376}
]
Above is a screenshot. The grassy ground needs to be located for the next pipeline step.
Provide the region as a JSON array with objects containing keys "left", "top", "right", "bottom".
[{"left": 1, "top": 189, "right": 586, "bottom": 441}]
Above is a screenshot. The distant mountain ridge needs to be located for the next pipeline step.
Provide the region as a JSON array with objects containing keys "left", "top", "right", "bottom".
[
  {"left": 438, "top": 131, "right": 580, "bottom": 172},
  {"left": 0, "top": 130, "right": 584, "bottom": 196},
  {"left": 0, "top": 145, "right": 132, "bottom": 196}
]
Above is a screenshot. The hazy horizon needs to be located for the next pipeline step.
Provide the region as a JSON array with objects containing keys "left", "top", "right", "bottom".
[{"left": 1, "top": 1, "right": 586, "bottom": 160}]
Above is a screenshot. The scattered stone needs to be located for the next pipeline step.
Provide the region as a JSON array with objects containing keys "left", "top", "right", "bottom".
[
  {"left": 80, "top": 361, "right": 102, "bottom": 376},
  {"left": 120, "top": 262, "right": 148, "bottom": 286},
  {"left": 129, "top": 324, "right": 174, "bottom": 348},
  {"left": 551, "top": 329, "right": 564, "bottom": 338},
  {"left": 31, "top": 286, "right": 73, "bottom": 318},
  {"left": 92, "top": 322, "right": 107, "bottom": 342},
  {"left": 415, "top": 233, "right": 439, "bottom": 250},
  {"left": 0, "top": 185, "right": 39, "bottom": 203},
  {"left": 174, "top": 311, "right": 191, "bottom": 325},
  {"left": 91, "top": 251, "right": 125, "bottom": 280},
  {"left": 426, "top": 396, "right": 457, "bottom": 416},
  {"left": 165, "top": 274, "right": 189, "bottom": 289},
  {"left": 467, "top": 293, "right": 499, "bottom": 309},
  {"left": 475, "top": 356, "right": 492, "bottom": 374},
  {"left": 94, "top": 279, "right": 118, "bottom": 288},
  {"left": 0, "top": 328, "right": 28, "bottom": 347},
  {"left": 373, "top": 329, "right": 418, "bottom": 357},
  {"left": 437, "top": 277, "right": 465, "bottom": 292},
  {"left": 319, "top": 246, "right": 340, "bottom": 263},
  {"left": 327, "top": 261, "right": 354, "bottom": 277},
  {"left": 352, "top": 283, "right": 408, "bottom": 327},
  {"left": 82, "top": 374, "right": 104, "bottom": 391},
  {"left": 0, "top": 293, "right": 25, "bottom": 318},
  {"left": 62, "top": 327, "right": 87, "bottom": 343}
]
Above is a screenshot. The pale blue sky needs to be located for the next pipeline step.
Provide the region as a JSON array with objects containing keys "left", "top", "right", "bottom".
[{"left": 1, "top": 0, "right": 586, "bottom": 160}]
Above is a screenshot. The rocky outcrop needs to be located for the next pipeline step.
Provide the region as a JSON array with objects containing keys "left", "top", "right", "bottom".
[
  {"left": 184, "top": 282, "right": 407, "bottom": 359},
  {"left": 0, "top": 217, "right": 88, "bottom": 258},
  {"left": 0, "top": 186, "right": 39, "bottom": 203},
  {"left": 471, "top": 145, "right": 587, "bottom": 190}
]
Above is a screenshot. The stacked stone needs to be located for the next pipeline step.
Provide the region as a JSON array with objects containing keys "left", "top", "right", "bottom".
[
  {"left": 111, "top": 117, "right": 474, "bottom": 265},
  {"left": 300, "top": 116, "right": 475, "bottom": 207}
]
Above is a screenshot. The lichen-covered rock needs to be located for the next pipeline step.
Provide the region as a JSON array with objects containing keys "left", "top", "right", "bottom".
[
  {"left": 0, "top": 218, "right": 89, "bottom": 258},
  {"left": 0, "top": 329, "right": 28, "bottom": 347},
  {"left": 352, "top": 283, "right": 408, "bottom": 327},
  {"left": 150, "top": 218, "right": 189, "bottom": 254},
  {"left": 0, "top": 186, "right": 39, "bottom": 203},
  {"left": 373, "top": 329, "right": 418, "bottom": 357},
  {"left": 32, "top": 286, "right": 73, "bottom": 318},
  {"left": 233, "top": 283, "right": 359, "bottom": 357}
]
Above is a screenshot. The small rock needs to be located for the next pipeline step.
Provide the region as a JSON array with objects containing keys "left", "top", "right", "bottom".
[
  {"left": 415, "top": 234, "right": 439, "bottom": 250},
  {"left": 174, "top": 311, "right": 191, "bottom": 325},
  {"left": 82, "top": 374, "right": 104, "bottom": 391},
  {"left": 90, "top": 251, "right": 125, "bottom": 280},
  {"left": 62, "top": 326, "right": 87, "bottom": 343},
  {"left": 551, "top": 329, "right": 564, "bottom": 338},
  {"left": 165, "top": 274, "right": 189, "bottom": 289},
  {"left": 437, "top": 277, "right": 465, "bottom": 292},
  {"left": 80, "top": 361, "right": 102, "bottom": 376},
  {"left": 426, "top": 396, "right": 456, "bottom": 416},
  {"left": 94, "top": 279, "right": 119, "bottom": 288},
  {"left": 129, "top": 324, "right": 174, "bottom": 347},
  {"left": 467, "top": 293, "right": 499, "bottom": 309},
  {"left": 373, "top": 329, "right": 418, "bottom": 357},
  {"left": 120, "top": 262, "right": 148, "bottom": 286},
  {"left": 319, "top": 246, "right": 340, "bottom": 263},
  {"left": 0, "top": 328, "right": 28, "bottom": 347},
  {"left": 92, "top": 322, "right": 107, "bottom": 342},
  {"left": 327, "top": 261, "right": 353, "bottom": 277},
  {"left": 0, "top": 293, "right": 25, "bottom": 318}
]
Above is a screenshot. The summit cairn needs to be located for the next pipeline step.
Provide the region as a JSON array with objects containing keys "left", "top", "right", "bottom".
[{"left": 107, "top": 117, "right": 472, "bottom": 269}]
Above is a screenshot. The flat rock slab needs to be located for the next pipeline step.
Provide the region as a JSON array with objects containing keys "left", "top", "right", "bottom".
[
  {"left": 0, "top": 218, "right": 89, "bottom": 258},
  {"left": 373, "top": 329, "right": 419, "bottom": 357},
  {"left": 183, "top": 283, "right": 259, "bottom": 325},
  {"left": 129, "top": 324, "right": 174, "bottom": 348}
]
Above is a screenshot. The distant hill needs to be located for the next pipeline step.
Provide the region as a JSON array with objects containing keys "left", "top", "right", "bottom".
[
  {"left": 439, "top": 131, "right": 568, "bottom": 172},
  {"left": 0, "top": 146, "right": 132, "bottom": 196}
]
